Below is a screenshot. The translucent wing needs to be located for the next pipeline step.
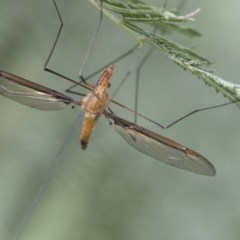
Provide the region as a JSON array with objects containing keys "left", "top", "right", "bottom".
[
  {"left": 107, "top": 113, "right": 216, "bottom": 176},
  {"left": 0, "top": 70, "right": 79, "bottom": 110}
]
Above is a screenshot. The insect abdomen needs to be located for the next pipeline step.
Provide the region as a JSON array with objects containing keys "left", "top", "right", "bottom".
[{"left": 80, "top": 117, "right": 95, "bottom": 149}]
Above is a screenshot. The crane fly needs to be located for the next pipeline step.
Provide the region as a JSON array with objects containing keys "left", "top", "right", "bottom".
[{"left": 0, "top": 65, "right": 216, "bottom": 176}]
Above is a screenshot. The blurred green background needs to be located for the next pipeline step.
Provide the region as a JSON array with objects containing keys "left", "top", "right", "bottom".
[{"left": 1, "top": 0, "right": 240, "bottom": 239}]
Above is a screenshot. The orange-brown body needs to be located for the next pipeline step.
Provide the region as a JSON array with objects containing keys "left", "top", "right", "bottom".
[
  {"left": 80, "top": 116, "right": 95, "bottom": 149},
  {"left": 80, "top": 65, "right": 114, "bottom": 149}
]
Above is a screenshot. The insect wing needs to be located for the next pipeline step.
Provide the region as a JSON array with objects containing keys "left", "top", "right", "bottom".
[
  {"left": 110, "top": 114, "right": 216, "bottom": 176},
  {"left": 0, "top": 70, "right": 78, "bottom": 110}
]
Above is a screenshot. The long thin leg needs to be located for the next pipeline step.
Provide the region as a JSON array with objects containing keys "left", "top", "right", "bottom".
[
  {"left": 15, "top": 113, "right": 84, "bottom": 240},
  {"left": 165, "top": 101, "right": 236, "bottom": 128},
  {"left": 43, "top": 0, "right": 96, "bottom": 90},
  {"left": 65, "top": 43, "right": 139, "bottom": 95},
  {"left": 132, "top": 0, "right": 192, "bottom": 125},
  {"left": 134, "top": 47, "right": 155, "bottom": 124},
  {"left": 110, "top": 99, "right": 236, "bottom": 130},
  {"left": 42, "top": 0, "right": 140, "bottom": 96},
  {"left": 14, "top": 1, "right": 103, "bottom": 239},
  {"left": 78, "top": 0, "right": 103, "bottom": 82}
]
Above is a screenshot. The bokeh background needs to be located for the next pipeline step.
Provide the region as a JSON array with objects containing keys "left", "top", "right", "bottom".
[{"left": 0, "top": 0, "right": 240, "bottom": 239}]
